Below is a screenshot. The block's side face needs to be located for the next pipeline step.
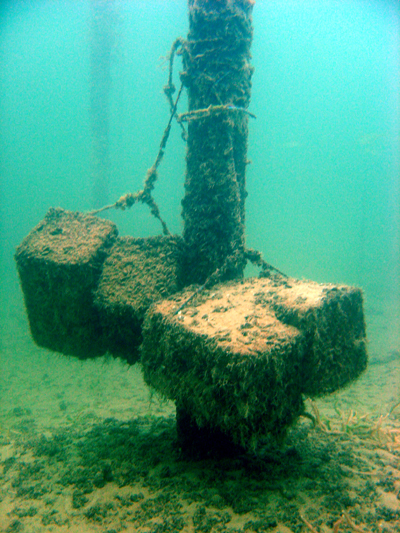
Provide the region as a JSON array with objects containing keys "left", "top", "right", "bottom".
[
  {"left": 16, "top": 259, "right": 104, "bottom": 356},
  {"left": 141, "top": 304, "right": 305, "bottom": 449},
  {"left": 274, "top": 284, "right": 367, "bottom": 396},
  {"left": 300, "top": 287, "right": 367, "bottom": 396},
  {"left": 94, "top": 236, "right": 184, "bottom": 363},
  {"left": 14, "top": 208, "right": 118, "bottom": 358}
]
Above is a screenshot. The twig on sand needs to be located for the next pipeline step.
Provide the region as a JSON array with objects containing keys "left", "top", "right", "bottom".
[
  {"left": 332, "top": 516, "right": 344, "bottom": 533},
  {"left": 300, "top": 515, "right": 320, "bottom": 533},
  {"left": 300, "top": 511, "right": 373, "bottom": 533},
  {"left": 343, "top": 510, "right": 372, "bottom": 533},
  {"left": 307, "top": 399, "right": 330, "bottom": 433},
  {"left": 389, "top": 400, "right": 400, "bottom": 415}
]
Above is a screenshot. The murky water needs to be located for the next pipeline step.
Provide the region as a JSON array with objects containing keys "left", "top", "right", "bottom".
[{"left": 1, "top": 1, "right": 399, "bottom": 531}]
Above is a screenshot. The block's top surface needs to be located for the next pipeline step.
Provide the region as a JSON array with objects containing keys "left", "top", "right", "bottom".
[
  {"left": 268, "top": 277, "right": 357, "bottom": 307},
  {"left": 153, "top": 277, "right": 303, "bottom": 356},
  {"left": 16, "top": 208, "right": 118, "bottom": 265},
  {"left": 152, "top": 276, "right": 360, "bottom": 357},
  {"left": 254, "top": 276, "right": 359, "bottom": 313},
  {"left": 96, "top": 235, "right": 183, "bottom": 314}
]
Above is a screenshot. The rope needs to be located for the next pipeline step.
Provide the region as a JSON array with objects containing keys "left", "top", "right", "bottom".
[
  {"left": 178, "top": 103, "right": 256, "bottom": 123},
  {"left": 88, "top": 82, "right": 185, "bottom": 236},
  {"left": 164, "top": 38, "right": 187, "bottom": 140}
]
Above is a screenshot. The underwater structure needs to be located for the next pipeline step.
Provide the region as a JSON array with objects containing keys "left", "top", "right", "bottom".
[{"left": 15, "top": 0, "right": 367, "bottom": 453}]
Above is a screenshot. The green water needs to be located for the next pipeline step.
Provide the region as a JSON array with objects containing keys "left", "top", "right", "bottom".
[{"left": 0, "top": 2, "right": 399, "bottom": 531}]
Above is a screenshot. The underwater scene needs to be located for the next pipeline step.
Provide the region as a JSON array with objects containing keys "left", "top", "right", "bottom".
[{"left": 0, "top": 1, "right": 399, "bottom": 532}]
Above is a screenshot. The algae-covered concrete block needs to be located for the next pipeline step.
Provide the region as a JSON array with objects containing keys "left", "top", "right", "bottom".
[
  {"left": 15, "top": 207, "right": 118, "bottom": 357},
  {"left": 94, "top": 235, "right": 184, "bottom": 363},
  {"left": 141, "top": 276, "right": 367, "bottom": 450},
  {"left": 141, "top": 278, "right": 305, "bottom": 450}
]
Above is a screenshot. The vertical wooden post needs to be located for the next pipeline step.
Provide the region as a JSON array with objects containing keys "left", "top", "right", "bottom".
[{"left": 180, "top": 0, "right": 254, "bottom": 285}]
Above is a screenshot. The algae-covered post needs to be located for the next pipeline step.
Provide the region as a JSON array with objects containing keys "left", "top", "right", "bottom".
[{"left": 180, "top": 0, "right": 254, "bottom": 286}]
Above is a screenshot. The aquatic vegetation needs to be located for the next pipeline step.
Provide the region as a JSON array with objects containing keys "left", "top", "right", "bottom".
[
  {"left": 307, "top": 398, "right": 400, "bottom": 453},
  {"left": 301, "top": 509, "right": 375, "bottom": 533}
]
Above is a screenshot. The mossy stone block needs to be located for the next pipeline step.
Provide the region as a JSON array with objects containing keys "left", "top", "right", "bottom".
[
  {"left": 141, "top": 276, "right": 367, "bottom": 450},
  {"left": 94, "top": 235, "right": 184, "bottom": 363},
  {"left": 15, "top": 207, "right": 118, "bottom": 357}
]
